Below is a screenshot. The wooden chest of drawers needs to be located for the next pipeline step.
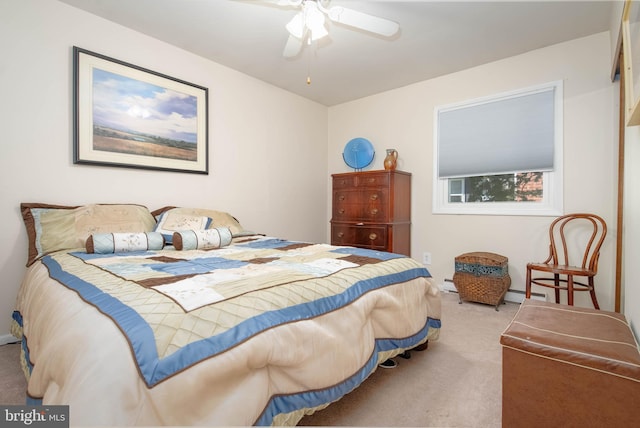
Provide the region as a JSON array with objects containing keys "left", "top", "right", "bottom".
[{"left": 331, "top": 170, "right": 411, "bottom": 256}]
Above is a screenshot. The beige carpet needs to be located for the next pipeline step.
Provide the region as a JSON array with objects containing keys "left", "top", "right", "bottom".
[
  {"left": 299, "top": 292, "right": 519, "bottom": 427},
  {"left": 0, "top": 291, "right": 520, "bottom": 426},
  {"left": 0, "top": 340, "right": 25, "bottom": 406}
]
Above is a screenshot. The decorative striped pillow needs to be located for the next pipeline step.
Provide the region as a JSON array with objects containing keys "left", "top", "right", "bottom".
[
  {"left": 172, "top": 227, "right": 232, "bottom": 251},
  {"left": 86, "top": 232, "right": 165, "bottom": 254}
]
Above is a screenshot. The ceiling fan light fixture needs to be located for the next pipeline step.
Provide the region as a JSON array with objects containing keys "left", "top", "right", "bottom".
[
  {"left": 277, "top": 0, "right": 398, "bottom": 58},
  {"left": 306, "top": 2, "right": 327, "bottom": 40},
  {"left": 310, "top": 25, "right": 328, "bottom": 41},
  {"left": 286, "top": 0, "right": 328, "bottom": 42},
  {"left": 308, "top": 19, "right": 328, "bottom": 40},
  {"left": 286, "top": 12, "right": 305, "bottom": 39}
]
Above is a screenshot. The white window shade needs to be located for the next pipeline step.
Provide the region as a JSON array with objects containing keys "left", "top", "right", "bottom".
[{"left": 437, "top": 86, "right": 556, "bottom": 179}]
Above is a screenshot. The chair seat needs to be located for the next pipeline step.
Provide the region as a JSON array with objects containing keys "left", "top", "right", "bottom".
[{"left": 527, "top": 262, "right": 595, "bottom": 277}]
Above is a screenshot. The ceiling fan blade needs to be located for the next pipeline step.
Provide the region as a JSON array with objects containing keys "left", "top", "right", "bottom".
[
  {"left": 262, "top": 0, "right": 302, "bottom": 6},
  {"left": 283, "top": 34, "right": 304, "bottom": 58},
  {"left": 327, "top": 6, "right": 399, "bottom": 37}
]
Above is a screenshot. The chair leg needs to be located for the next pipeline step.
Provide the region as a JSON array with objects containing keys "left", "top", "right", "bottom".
[
  {"left": 554, "top": 274, "right": 560, "bottom": 304},
  {"left": 567, "top": 275, "right": 574, "bottom": 306},
  {"left": 589, "top": 277, "right": 600, "bottom": 310},
  {"left": 525, "top": 267, "right": 532, "bottom": 299}
]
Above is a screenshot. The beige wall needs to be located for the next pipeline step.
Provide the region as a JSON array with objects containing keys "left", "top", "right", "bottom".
[
  {"left": 623, "top": 123, "right": 640, "bottom": 338},
  {"left": 610, "top": 0, "right": 625, "bottom": 79},
  {"left": 619, "top": 0, "right": 640, "bottom": 338},
  {"left": 0, "top": 0, "right": 328, "bottom": 338},
  {"left": 623, "top": 125, "right": 640, "bottom": 337},
  {"left": 328, "top": 32, "right": 618, "bottom": 311}
]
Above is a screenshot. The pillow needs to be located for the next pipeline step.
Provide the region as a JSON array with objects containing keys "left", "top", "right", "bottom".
[
  {"left": 152, "top": 206, "right": 246, "bottom": 236},
  {"left": 21, "top": 203, "right": 156, "bottom": 266},
  {"left": 172, "top": 227, "right": 232, "bottom": 251},
  {"left": 154, "top": 211, "right": 212, "bottom": 244},
  {"left": 86, "top": 232, "right": 165, "bottom": 254}
]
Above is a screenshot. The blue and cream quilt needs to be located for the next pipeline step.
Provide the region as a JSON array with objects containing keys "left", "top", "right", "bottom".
[{"left": 15, "top": 235, "right": 441, "bottom": 426}]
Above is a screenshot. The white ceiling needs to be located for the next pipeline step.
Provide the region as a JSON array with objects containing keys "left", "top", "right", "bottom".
[{"left": 59, "top": 0, "right": 616, "bottom": 106}]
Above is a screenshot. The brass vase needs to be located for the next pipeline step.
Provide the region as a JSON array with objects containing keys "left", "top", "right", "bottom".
[{"left": 384, "top": 149, "right": 398, "bottom": 171}]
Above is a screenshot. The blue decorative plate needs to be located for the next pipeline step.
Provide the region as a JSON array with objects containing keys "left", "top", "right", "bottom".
[{"left": 343, "top": 137, "right": 375, "bottom": 170}]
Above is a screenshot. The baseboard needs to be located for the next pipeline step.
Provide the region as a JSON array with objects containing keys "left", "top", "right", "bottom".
[
  {"left": 503, "top": 289, "right": 547, "bottom": 303},
  {"left": 0, "top": 333, "right": 20, "bottom": 345},
  {"left": 441, "top": 279, "right": 547, "bottom": 303}
]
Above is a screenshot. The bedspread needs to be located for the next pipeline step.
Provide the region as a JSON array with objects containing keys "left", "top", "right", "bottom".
[{"left": 13, "top": 236, "right": 441, "bottom": 426}]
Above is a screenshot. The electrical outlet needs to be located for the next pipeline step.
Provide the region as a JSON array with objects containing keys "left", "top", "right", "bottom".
[{"left": 423, "top": 252, "right": 432, "bottom": 265}]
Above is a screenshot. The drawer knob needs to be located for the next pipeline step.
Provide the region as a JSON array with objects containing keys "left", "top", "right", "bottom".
[
  {"left": 369, "top": 233, "right": 377, "bottom": 241},
  {"left": 339, "top": 208, "right": 345, "bottom": 214},
  {"left": 337, "top": 232, "right": 344, "bottom": 238},
  {"left": 370, "top": 209, "right": 378, "bottom": 215},
  {"left": 338, "top": 195, "right": 345, "bottom": 201},
  {"left": 370, "top": 194, "right": 378, "bottom": 201}
]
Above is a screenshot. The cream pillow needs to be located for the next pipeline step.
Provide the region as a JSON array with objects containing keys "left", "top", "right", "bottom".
[
  {"left": 153, "top": 206, "right": 246, "bottom": 236},
  {"left": 154, "top": 211, "right": 212, "bottom": 244},
  {"left": 21, "top": 203, "right": 156, "bottom": 266}
]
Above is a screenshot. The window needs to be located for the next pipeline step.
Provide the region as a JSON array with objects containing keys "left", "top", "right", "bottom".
[
  {"left": 448, "top": 178, "right": 465, "bottom": 203},
  {"left": 433, "top": 81, "right": 563, "bottom": 216}
]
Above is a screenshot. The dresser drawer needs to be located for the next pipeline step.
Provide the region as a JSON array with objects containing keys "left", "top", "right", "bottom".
[
  {"left": 331, "top": 224, "right": 388, "bottom": 251},
  {"left": 354, "top": 172, "right": 390, "bottom": 188},
  {"left": 333, "top": 172, "right": 390, "bottom": 189},
  {"left": 332, "top": 175, "right": 358, "bottom": 189},
  {"left": 332, "top": 189, "right": 389, "bottom": 221}
]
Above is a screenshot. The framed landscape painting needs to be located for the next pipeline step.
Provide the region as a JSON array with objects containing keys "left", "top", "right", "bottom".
[{"left": 73, "top": 47, "right": 208, "bottom": 174}]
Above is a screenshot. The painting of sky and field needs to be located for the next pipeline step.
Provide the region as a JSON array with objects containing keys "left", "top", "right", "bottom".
[{"left": 92, "top": 69, "right": 198, "bottom": 161}]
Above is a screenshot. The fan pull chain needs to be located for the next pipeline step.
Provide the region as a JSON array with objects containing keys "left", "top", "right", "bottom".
[
  {"left": 306, "top": 38, "right": 318, "bottom": 85},
  {"left": 306, "top": 39, "right": 312, "bottom": 85}
]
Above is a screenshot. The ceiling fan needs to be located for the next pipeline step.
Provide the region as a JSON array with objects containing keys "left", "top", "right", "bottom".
[{"left": 269, "top": 0, "right": 400, "bottom": 58}]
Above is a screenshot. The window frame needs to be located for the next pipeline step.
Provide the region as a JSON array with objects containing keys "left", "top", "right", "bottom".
[{"left": 432, "top": 81, "right": 563, "bottom": 216}]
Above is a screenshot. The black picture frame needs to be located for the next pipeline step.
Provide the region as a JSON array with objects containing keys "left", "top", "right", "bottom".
[{"left": 73, "top": 46, "right": 209, "bottom": 174}]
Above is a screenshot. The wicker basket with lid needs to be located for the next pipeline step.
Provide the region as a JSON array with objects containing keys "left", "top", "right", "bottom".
[{"left": 453, "top": 251, "right": 511, "bottom": 310}]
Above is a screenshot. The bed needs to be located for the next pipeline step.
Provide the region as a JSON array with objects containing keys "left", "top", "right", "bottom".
[{"left": 11, "top": 203, "right": 441, "bottom": 426}]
